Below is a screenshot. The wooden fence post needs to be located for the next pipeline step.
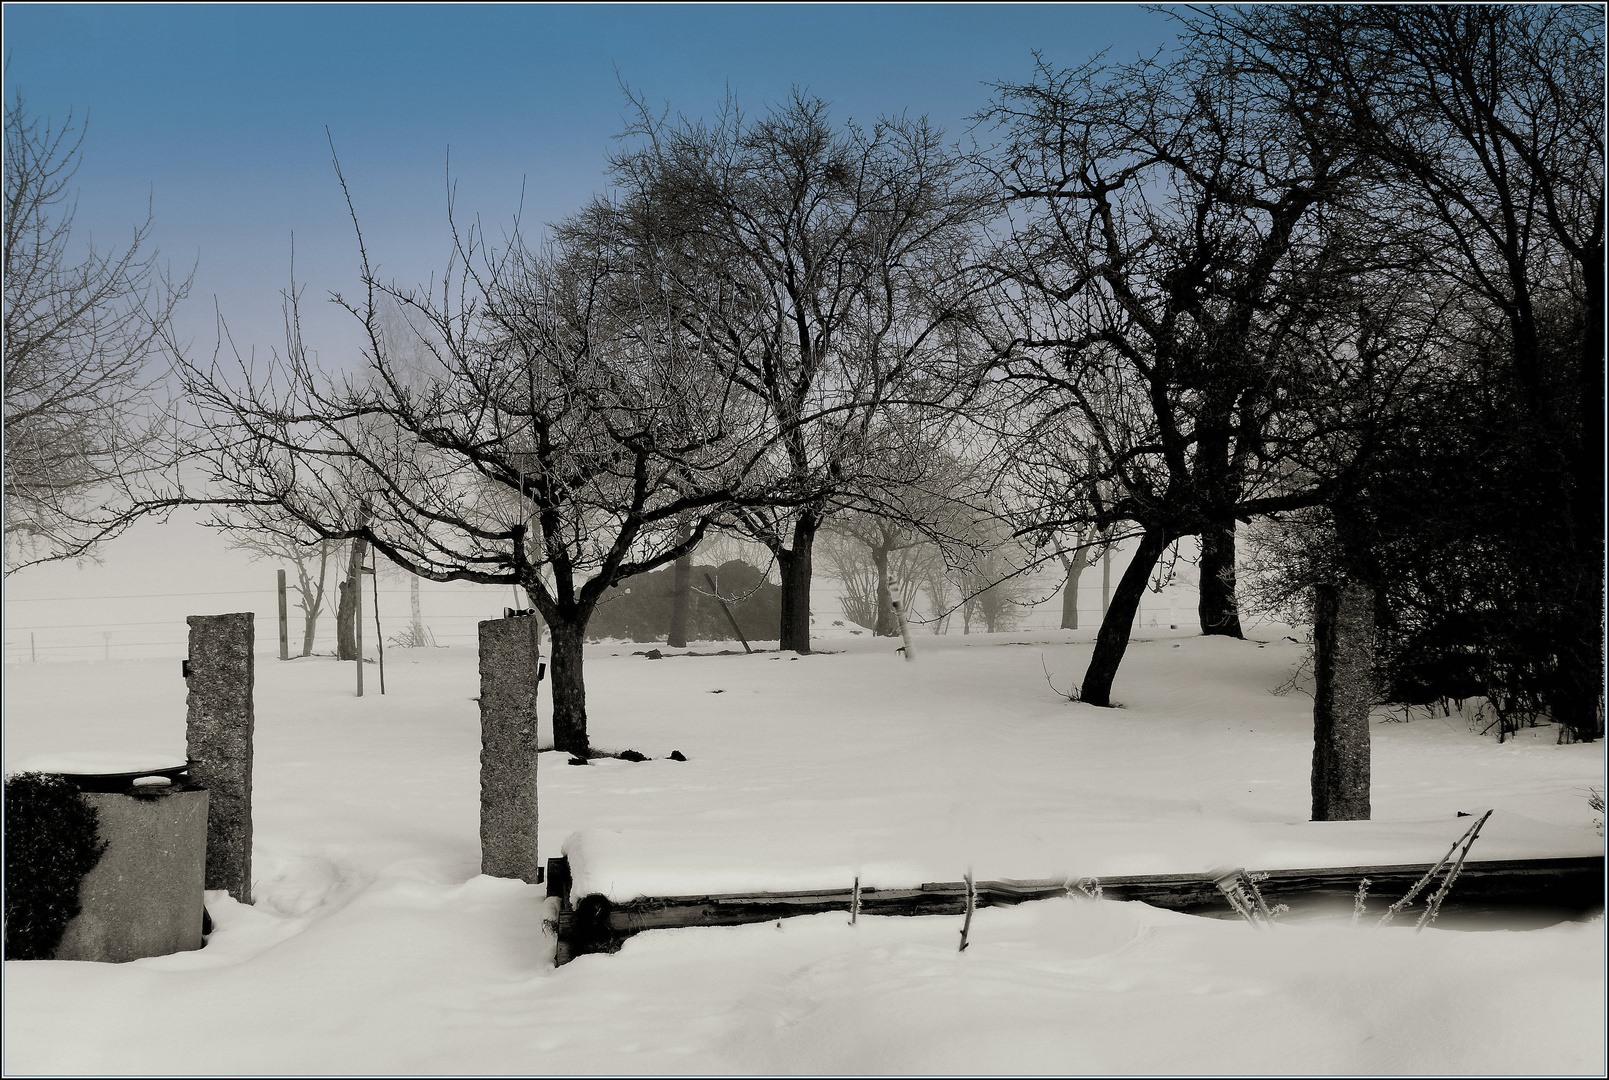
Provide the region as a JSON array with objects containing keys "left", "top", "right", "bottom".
[{"left": 277, "top": 569, "right": 289, "bottom": 661}]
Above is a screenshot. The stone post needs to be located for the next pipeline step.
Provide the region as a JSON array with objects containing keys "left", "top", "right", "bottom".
[
  {"left": 185, "top": 612, "right": 255, "bottom": 902},
  {"left": 1311, "top": 581, "right": 1374, "bottom": 821},
  {"left": 479, "top": 616, "right": 542, "bottom": 882}
]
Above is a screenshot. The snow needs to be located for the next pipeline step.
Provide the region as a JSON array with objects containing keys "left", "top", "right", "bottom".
[
  {"left": 6, "top": 751, "right": 187, "bottom": 777},
  {"left": 4, "top": 623, "right": 1604, "bottom": 1074},
  {"left": 562, "top": 808, "right": 1599, "bottom": 902},
  {"left": 553, "top": 632, "right": 1600, "bottom": 901}
]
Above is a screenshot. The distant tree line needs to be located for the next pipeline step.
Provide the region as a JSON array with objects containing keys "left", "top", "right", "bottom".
[{"left": 9, "top": 5, "right": 1599, "bottom": 761}]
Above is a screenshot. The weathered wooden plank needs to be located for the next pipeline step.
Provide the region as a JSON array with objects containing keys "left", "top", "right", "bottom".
[
  {"left": 710, "top": 887, "right": 937, "bottom": 906},
  {"left": 548, "top": 855, "right": 1603, "bottom": 965}
]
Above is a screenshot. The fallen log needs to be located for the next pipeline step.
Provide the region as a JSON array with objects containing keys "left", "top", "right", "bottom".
[{"left": 545, "top": 855, "right": 1603, "bottom": 965}]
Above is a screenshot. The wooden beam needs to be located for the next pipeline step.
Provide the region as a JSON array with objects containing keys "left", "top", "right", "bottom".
[{"left": 546, "top": 855, "right": 1604, "bottom": 965}]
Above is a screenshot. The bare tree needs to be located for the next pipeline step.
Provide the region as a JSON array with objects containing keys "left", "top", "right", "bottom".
[
  {"left": 816, "top": 428, "right": 1000, "bottom": 636},
  {"left": 1189, "top": 5, "right": 1604, "bottom": 740},
  {"left": 403, "top": 572, "right": 431, "bottom": 647},
  {"left": 920, "top": 559, "right": 956, "bottom": 635},
  {"left": 1051, "top": 526, "right": 1112, "bottom": 631},
  {"left": 334, "top": 535, "right": 368, "bottom": 661},
  {"left": 948, "top": 520, "right": 1038, "bottom": 635},
  {"left": 569, "top": 90, "right": 995, "bottom": 653},
  {"left": 818, "top": 513, "right": 931, "bottom": 635},
  {"left": 3, "top": 89, "right": 190, "bottom": 570},
  {"left": 226, "top": 527, "right": 339, "bottom": 656},
  {"left": 973, "top": 43, "right": 1422, "bottom": 705},
  {"left": 178, "top": 164, "right": 787, "bottom": 755}
]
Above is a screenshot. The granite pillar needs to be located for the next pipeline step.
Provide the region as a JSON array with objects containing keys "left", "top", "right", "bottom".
[
  {"left": 1311, "top": 582, "right": 1374, "bottom": 821},
  {"left": 185, "top": 612, "right": 255, "bottom": 902},
  {"left": 479, "top": 616, "right": 542, "bottom": 882}
]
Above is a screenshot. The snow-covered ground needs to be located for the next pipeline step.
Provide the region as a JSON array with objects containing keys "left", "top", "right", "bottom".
[{"left": 4, "top": 624, "right": 1604, "bottom": 1074}]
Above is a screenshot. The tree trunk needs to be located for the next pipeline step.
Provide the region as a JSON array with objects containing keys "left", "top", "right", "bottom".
[
  {"left": 1311, "top": 580, "right": 1374, "bottom": 821},
  {"left": 295, "top": 549, "right": 329, "bottom": 657},
  {"left": 335, "top": 538, "right": 368, "bottom": 660},
  {"left": 1555, "top": 268, "right": 1605, "bottom": 742},
  {"left": 667, "top": 525, "right": 692, "bottom": 649},
  {"left": 409, "top": 575, "right": 425, "bottom": 645},
  {"left": 1060, "top": 552, "right": 1088, "bottom": 630},
  {"left": 301, "top": 607, "right": 318, "bottom": 657},
  {"left": 521, "top": 586, "right": 546, "bottom": 654},
  {"left": 335, "top": 580, "right": 354, "bottom": 659},
  {"left": 1550, "top": 633, "right": 1605, "bottom": 742},
  {"left": 1101, "top": 547, "right": 1112, "bottom": 616},
  {"left": 1198, "top": 522, "right": 1243, "bottom": 638},
  {"left": 778, "top": 513, "right": 819, "bottom": 654},
  {"left": 1080, "top": 530, "right": 1170, "bottom": 707},
  {"left": 872, "top": 546, "right": 897, "bottom": 636},
  {"left": 547, "top": 619, "right": 589, "bottom": 757}
]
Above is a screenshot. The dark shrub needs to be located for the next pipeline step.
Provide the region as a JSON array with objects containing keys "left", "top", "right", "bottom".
[
  {"left": 587, "top": 560, "right": 781, "bottom": 643},
  {"left": 4, "top": 772, "right": 108, "bottom": 959}
]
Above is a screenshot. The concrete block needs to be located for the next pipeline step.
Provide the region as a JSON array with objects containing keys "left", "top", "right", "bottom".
[{"left": 53, "top": 786, "right": 208, "bottom": 963}]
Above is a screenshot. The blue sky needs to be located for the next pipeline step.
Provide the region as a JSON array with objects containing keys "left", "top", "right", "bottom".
[{"left": 4, "top": 3, "right": 1180, "bottom": 361}]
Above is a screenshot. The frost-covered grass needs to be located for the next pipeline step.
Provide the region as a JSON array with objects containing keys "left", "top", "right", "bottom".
[{"left": 3, "top": 627, "right": 1603, "bottom": 1074}]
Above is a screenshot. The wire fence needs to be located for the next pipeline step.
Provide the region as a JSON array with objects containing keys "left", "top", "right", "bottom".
[
  {"left": 6, "top": 574, "right": 1204, "bottom": 664},
  {"left": 4, "top": 583, "right": 518, "bottom": 664}
]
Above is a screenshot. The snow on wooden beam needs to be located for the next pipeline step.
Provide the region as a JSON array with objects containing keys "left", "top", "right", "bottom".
[{"left": 546, "top": 856, "right": 1604, "bottom": 965}]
